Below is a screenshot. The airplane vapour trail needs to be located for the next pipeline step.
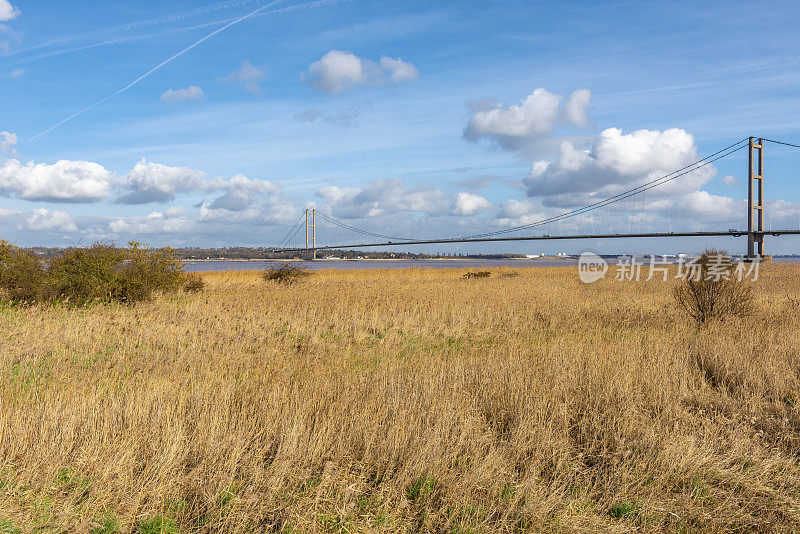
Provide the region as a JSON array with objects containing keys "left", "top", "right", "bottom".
[
  {"left": 2, "top": 0, "right": 342, "bottom": 68},
  {"left": 28, "top": 0, "right": 286, "bottom": 143},
  {"left": 6, "top": 0, "right": 262, "bottom": 59}
]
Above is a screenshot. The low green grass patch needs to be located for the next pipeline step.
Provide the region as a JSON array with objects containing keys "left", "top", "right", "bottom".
[{"left": 137, "top": 514, "right": 179, "bottom": 534}]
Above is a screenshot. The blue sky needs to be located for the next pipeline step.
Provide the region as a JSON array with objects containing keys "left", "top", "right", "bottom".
[{"left": 2, "top": 0, "right": 800, "bottom": 253}]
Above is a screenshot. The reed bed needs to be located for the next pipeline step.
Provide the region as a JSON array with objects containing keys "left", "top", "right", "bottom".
[{"left": 0, "top": 265, "right": 799, "bottom": 532}]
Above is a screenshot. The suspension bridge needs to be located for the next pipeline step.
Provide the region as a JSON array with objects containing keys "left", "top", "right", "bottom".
[{"left": 273, "top": 137, "right": 800, "bottom": 259}]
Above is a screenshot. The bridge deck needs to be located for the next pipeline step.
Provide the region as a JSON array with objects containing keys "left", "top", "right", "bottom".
[{"left": 277, "top": 230, "right": 800, "bottom": 253}]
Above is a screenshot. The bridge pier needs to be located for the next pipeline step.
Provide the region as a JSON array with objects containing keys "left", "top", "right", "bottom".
[
  {"left": 305, "top": 208, "right": 316, "bottom": 260},
  {"left": 747, "top": 137, "right": 765, "bottom": 260}
]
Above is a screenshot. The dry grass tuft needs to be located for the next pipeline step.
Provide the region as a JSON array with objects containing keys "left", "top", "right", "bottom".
[{"left": 0, "top": 264, "right": 798, "bottom": 532}]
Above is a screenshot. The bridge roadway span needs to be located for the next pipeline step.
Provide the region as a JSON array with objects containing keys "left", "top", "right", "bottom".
[{"left": 278, "top": 229, "right": 800, "bottom": 253}]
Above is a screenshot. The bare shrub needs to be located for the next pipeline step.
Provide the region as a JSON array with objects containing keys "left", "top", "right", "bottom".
[
  {"left": 182, "top": 272, "right": 206, "bottom": 293},
  {"left": 464, "top": 270, "right": 491, "bottom": 279},
  {"left": 673, "top": 249, "right": 753, "bottom": 324},
  {"left": 263, "top": 264, "right": 310, "bottom": 285}
]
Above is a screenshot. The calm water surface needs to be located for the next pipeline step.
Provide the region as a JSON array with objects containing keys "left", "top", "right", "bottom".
[
  {"left": 184, "top": 258, "right": 579, "bottom": 272},
  {"left": 184, "top": 257, "right": 800, "bottom": 272}
]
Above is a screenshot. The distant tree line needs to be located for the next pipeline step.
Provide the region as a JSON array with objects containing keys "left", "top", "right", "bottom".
[{"left": 24, "top": 246, "right": 526, "bottom": 261}]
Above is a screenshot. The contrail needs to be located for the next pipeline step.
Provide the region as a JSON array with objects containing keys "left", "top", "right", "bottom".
[
  {"left": 3, "top": 0, "right": 341, "bottom": 69},
  {"left": 28, "top": 0, "right": 285, "bottom": 143},
  {"left": 6, "top": 0, "right": 262, "bottom": 59}
]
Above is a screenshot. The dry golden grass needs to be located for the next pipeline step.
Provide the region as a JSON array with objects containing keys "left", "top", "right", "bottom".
[{"left": 1, "top": 265, "right": 799, "bottom": 533}]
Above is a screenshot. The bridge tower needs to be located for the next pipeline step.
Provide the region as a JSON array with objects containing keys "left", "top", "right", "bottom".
[
  {"left": 747, "top": 137, "right": 765, "bottom": 258},
  {"left": 305, "top": 208, "right": 316, "bottom": 260}
]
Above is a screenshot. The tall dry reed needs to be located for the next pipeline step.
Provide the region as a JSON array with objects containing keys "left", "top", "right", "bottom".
[{"left": 0, "top": 265, "right": 798, "bottom": 532}]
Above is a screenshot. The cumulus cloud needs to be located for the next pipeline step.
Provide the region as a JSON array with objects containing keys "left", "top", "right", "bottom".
[
  {"left": 464, "top": 88, "right": 591, "bottom": 151},
  {"left": 197, "top": 195, "right": 294, "bottom": 226},
  {"left": 678, "top": 190, "right": 740, "bottom": 220},
  {"left": 721, "top": 174, "right": 741, "bottom": 187},
  {"left": 1, "top": 130, "right": 16, "bottom": 155},
  {"left": 222, "top": 60, "right": 266, "bottom": 94},
  {"left": 109, "top": 207, "right": 194, "bottom": 235},
  {"left": 494, "top": 198, "right": 549, "bottom": 227},
  {"left": 205, "top": 174, "right": 280, "bottom": 211},
  {"left": 161, "top": 86, "right": 204, "bottom": 104},
  {"left": 0, "top": 207, "right": 77, "bottom": 233},
  {"left": 303, "top": 50, "right": 419, "bottom": 94},
  {"left": 379, "top": 56, "right": 419, "bottom": 83},
  {"left": 117, "top": 159, "right": 206, "bottom": 204},
  {"left": 563, "top": 88, "right": 591, "bottom": 128},
  {"left": 451, "top": 192, "right": 491, "bottom": 216},
  {"left": 522, "top": 128, "right": 712, "bottom": 207},
  {"left": 116, "top": 159, "right": 281, "bottom": 211},
  {"left": 0, "top": 0, "right": 19, "bottom": 22},
  {"left": 317, "top": 178, "right": 443, "bottom": 218},
  {"left": 25, "top": 208, "right": 78, "bottom": 231},
  {"left": 0, "top": 158, "right": 112, "bottom": 202}
]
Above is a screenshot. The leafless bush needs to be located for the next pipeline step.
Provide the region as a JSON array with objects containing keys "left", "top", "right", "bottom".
[
  {"left": 263, "top": 264, "right": 310, "bottom": 284},
  {"left": 673, "top": 249, "right": 753, "bottom": 324},
  {"left": 182, "top": 272, "right": 206, "bottom": 293}
]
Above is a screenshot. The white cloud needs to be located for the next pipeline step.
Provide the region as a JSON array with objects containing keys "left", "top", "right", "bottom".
[
  {"left": 522, "top": 128, "right": 711, "bottom": 207},
  {"left": 679, "top": 190, "right": 739, "bottom": 220},
  {"left": 317, "top": 178, "right": 443, "bottom": 218},
  {"left": 769, "top": 199, "right": 800, "bottom": 223},
  {"left": 451, "top": 192, "right": 491, "bottom": 216},
  {"left": 109, "top": 207, "right": 194, "bottom": 235},
  {"left": 0, "top": 0, "right": 19, "bottom": 22},
  {"left": 205, "top": 174, "right": 280, "bottom": 211},
  {"left": 0, "top": 130, "right": 16, "bottom": 155},
  {"left": 117, "top": 159, "right": 206, "bottom": 204},
  {"left": 0, "top": 158, "right": 112, "bottom": 202},
  {"left": 161, "top": 86, "right": 204, "bottom": 104},
  {"left": 494, "top": 198, "right": 549, "bottom": 227},
  {"left": 25, "top": 209, "right": 77, "bottom": 231},
  {"left": 464, "top": 88, "right": 591, "bottom": 150},
  {"left": 564, "top": 88, "right": 591, "bottom": 128},
  {"left": 0, "top": 207, "right": 77, "bottom": 233},
  {"left": 222, "top": 60, "right": 266, "bottom": 94},
  {"left": 116, "top": 159, "right": 281, "bottom": 211},
  {"left": 6, "top": 68, "right": 23, "bottom": 79},
  {"left": 197, "top": 196, "right": 294, "bottom": 226},
  {"left": 379, "top": 56, "right": 419, "bottom": 83},
  {"left": 303, "top": 50, "right": 419, "bottom": 94},
  {"left": 304, "top": 50, "right": 365, "bottom": 94},
  {"left": 721, "top": 174, "right": 741, "bottom": 187}
]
